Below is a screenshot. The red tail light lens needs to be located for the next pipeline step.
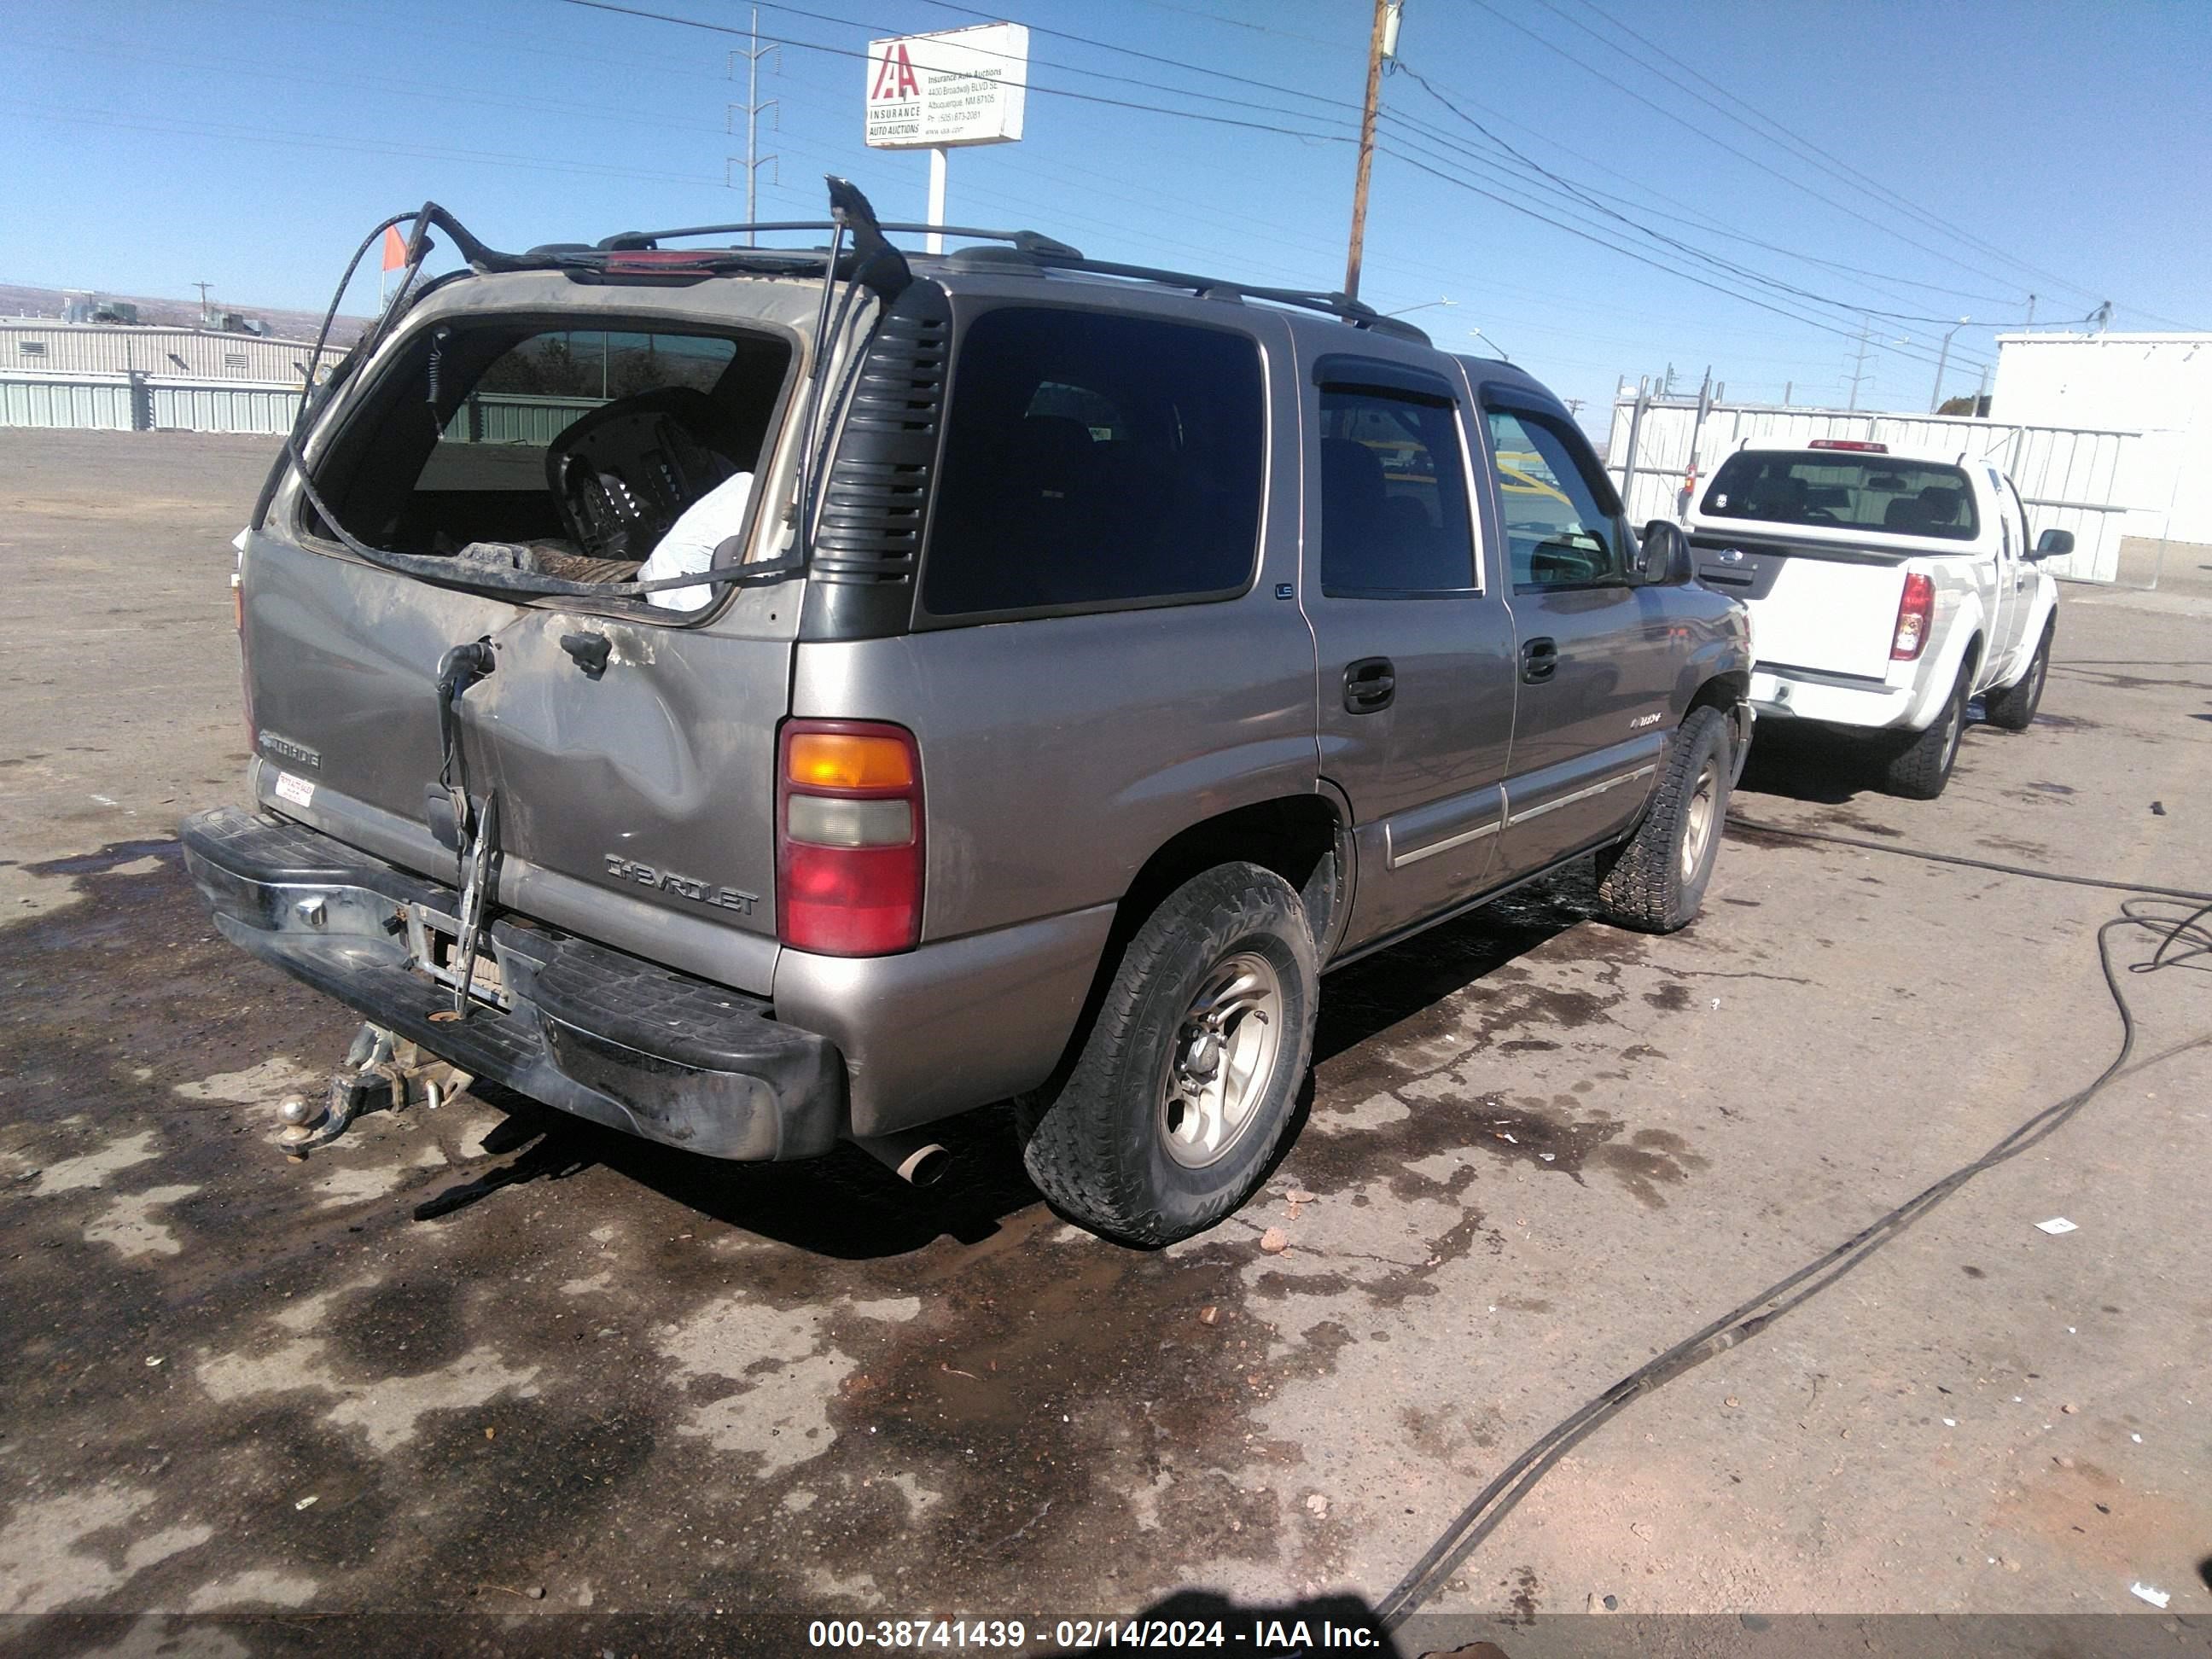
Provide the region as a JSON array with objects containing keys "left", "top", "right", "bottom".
[
  {"left": 1891, "top": 572, "right": 1935, "bottom": 660},
  {"left": 777, "top": 719, "right": 923, "bottom": 956}
]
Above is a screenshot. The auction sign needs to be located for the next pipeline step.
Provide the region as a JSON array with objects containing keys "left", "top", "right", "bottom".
[{"left": 864, "top": 21, "right": 1029, "bottom": 148}]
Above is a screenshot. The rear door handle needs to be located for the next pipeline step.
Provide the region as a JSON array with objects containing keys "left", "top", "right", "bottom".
[
  {"left": 1521, "top": 637, "right": 1559, "bottom": 684},
  {"left": 1343, "top": 656, "right": 1395, "bottom": 713}
]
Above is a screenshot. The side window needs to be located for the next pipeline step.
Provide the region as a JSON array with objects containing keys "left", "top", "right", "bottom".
[
  {"left": 1485, "top": 409, "right": 1624, "bottom": 589},
  {"left": 1318, "top": 387, "right": 1477, "bottom": 593},
  {"left": 921, "top": 309, "right": 1265, "bottom": 618}
]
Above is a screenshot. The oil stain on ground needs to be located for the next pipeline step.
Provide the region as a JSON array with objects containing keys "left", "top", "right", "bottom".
[{"left": 0, "top": 844, "right": 1383, "bottom": 1623}]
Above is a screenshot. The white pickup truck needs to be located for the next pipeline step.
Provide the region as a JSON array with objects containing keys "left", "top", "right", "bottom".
[{"left": 1684, "top": 439, "right": 2070, "bottom": 798}]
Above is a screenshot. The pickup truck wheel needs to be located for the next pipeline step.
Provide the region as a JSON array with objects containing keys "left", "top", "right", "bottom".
[
  {"left": 1592, "top": 705, "right": 1733, "bottom": 934},
  {"left": 1981, "top": 620, "right": 2053, "bottom": 732},
  {"left": 1015, "top": 862, "right": 1317, "bottom": 1246},
  {"left": 1880, "top": 658, "right": 1971, "bottom": 798}
]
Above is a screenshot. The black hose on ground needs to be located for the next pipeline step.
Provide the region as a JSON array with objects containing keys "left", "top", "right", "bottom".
[{"left": 1371, "top": 824, "right": 2210, "bottom": 1633}]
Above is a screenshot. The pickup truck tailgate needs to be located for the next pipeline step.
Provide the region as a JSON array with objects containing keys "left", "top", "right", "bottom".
[{"left": 1694, "top": 538, "right": 1905, "bottom": 682}]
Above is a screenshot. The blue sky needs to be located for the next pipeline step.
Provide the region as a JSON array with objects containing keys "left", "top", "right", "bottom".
[{"left": 6, "top": 0, "right": 2209, "bottom": 427}]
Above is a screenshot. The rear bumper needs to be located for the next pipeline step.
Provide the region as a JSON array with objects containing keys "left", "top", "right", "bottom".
[
  {"left": 1749, "top": 663, "right": 1920, "bottom": 730},
  {"left": 181, "top": 806, "right": 844, "bottom": 1161}
]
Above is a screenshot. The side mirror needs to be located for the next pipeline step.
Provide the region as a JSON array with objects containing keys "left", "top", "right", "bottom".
[
  {"left": 1637, "top": 519, "right": 1691, "bottom": 585},
  {"left": 2031, "top": 527, "right": 2075, "bottom": 561}
]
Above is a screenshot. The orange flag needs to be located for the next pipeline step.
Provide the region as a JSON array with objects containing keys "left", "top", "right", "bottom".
[{"left": 381, "top": 225, "right": 408, "bottom": 271}]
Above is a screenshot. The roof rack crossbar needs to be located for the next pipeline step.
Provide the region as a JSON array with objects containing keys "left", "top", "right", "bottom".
[{"left": 598, "top": 221, "right": 1083, "bottom": 259}]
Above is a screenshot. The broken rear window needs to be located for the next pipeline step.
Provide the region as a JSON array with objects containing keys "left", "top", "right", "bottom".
[{"left": 305, "top": 320, "right": 792, "bottom": 608}]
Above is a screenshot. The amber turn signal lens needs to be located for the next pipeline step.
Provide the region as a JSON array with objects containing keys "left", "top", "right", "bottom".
[{"left": 786, "top": 731, "right": 914, "bottom": 790}]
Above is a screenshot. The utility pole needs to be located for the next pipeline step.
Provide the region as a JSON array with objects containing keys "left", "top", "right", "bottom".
[
  {"left": 192, "top": 281, "right": 212, "bottom": 326},
  {"left": 2024, "top": 293, "right": 2037, "bottom": 329},
  {"left": 725, "top": 9, "right": 779, "bottom": 245},
  {"left": 1845, "top": 317, "right": 1873, "bottom": 412},
  {"left": 1343, "top": 0, "right": 1401, "bottom": 301},
  {"left": 1930, "top": 316, "right": 1970, "bottom": 413}
]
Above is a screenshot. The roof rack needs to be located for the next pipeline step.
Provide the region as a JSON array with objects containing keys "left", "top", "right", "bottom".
[
  {"left": 608, "top": 224, "right": 1427, "bottom": 343},
  {"left": 1004, "top": 249, "right": 1429, "bottom": 343},
  {"left": 437, "top": 193, "right": 1425, "bottom": 344},
  {"left": 600, "top": 221, "right": 1085, "bottom": 260}
]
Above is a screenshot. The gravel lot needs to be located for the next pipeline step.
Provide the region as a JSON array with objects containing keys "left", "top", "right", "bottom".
[{"left": 3, "top": 429, "right": 2208, "bottom": 1654}]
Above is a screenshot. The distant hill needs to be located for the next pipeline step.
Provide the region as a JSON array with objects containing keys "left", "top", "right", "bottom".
[{"left": 0, "top": 282, "right": 370, "bottom": 343}]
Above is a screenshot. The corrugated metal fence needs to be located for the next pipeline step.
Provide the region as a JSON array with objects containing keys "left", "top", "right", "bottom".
[
  {"left": 3, "top": 370, "right": 604, "bottom": 444},
  {"left": 1606, "top": 396, "right": 2161, "bottom": 585},
  {"left": 440, "top": 393, "right": 601, "bottom": 446}
]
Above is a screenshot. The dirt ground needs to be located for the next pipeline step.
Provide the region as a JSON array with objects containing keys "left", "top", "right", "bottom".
[{"left": 2, "top": 429, "right": 2209, "bottom": 1655}]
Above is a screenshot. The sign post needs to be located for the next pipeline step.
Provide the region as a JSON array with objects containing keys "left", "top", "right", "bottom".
[{"left": 864, "top": 22, "right": 1028, "bottom": 252}]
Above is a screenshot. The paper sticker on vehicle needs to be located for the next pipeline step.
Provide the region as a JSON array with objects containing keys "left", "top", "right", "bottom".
[{"left": 274, "top": 771, "right": 316, "bottom": 807}]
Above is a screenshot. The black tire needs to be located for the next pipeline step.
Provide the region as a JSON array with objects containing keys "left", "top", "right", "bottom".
[
  {"left": 1015, "top": 862, "right": 1318, "bottom": 1246},
  {"left": 1880, "top": 655, "right": 1972, "bottom": 799},
  {"left": 1982, "top": 620, "right": 2053, "bottom": 732},
  {"left": 1592, "top": 705, "right": 1733, "bottom": 934}
]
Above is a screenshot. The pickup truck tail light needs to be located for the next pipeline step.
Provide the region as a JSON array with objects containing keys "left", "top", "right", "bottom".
[
  {"left": 1891, "top": 572, "right": 1935, "bottom": 660},
  {"left": 777, "top": 720, "right": 923, "bottom": 956}
]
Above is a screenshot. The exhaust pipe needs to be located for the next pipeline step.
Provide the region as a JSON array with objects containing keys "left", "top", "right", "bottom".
[{"left": 850, "top": 1127, "right": 954, "bottom": 1188}]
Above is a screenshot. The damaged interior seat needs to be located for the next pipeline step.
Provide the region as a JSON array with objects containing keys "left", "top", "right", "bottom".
[{"left": 544, "top": 385, "right": 740, "bottom": 563}]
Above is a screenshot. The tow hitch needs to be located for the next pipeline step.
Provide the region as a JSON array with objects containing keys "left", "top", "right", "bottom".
[{"left": 277, "top": 1021, "right": 474, "bottom": 1155}]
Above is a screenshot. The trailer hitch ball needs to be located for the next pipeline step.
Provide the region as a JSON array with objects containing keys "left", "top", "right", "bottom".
[{"left": 277, "top": 1094, "right": 329, "bottom": 1146}]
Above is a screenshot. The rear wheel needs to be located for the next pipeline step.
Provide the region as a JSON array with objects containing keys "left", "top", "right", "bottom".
[
  {"left": 1881, "top": 657, "right": 1971, "bottom": 798},
  {"left": 1015, "top": 862, "right": 1317, "bottom": 1246},
  {"left": 1592, "top": 705, "right": 1733, "bottom": 934},
  {"left": 1982, "top": 620, "right": 2053, "bottom": 731}
]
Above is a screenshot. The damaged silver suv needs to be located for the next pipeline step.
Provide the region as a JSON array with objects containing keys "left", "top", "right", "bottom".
[{"left": 184, "top": 182, "right": 1751, "bottom": 1245}]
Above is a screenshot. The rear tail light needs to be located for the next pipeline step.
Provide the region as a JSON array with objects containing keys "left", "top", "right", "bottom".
[
  {"left": 777, "top": 719, "right": 923, "bottom": 956},
  {"left": 1891, "top": 572, "right": 1935, "bottom": 660},
  {"left": 1809, "top": 439, "right": 1888, "bottom": 452}
]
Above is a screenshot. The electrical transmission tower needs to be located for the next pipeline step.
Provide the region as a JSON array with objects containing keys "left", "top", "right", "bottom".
[
  {"left": 1844, "top": 317, "right": 1874, "bottom": 412},
  {"left": 725, "top": 8, "right": 778, "bottom": 244}
]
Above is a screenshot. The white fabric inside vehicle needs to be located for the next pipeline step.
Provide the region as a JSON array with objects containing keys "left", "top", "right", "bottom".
[{"left": 637, "top": 470, "right": 755, "bottom": 611}]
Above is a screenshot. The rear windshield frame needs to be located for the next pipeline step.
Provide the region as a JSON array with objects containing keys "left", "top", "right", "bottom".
[
  {"left": 1699, "top": 450, "right": 1981, "bottom": 542},
  {"left": 291, "top": 305, "right": 806, "bottom": 624}
]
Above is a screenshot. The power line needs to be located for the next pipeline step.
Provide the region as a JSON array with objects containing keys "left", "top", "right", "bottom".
[
  {"left": 1374, "top": 136, "right": 1987, "bottom": 379},
  {"left": 1554, "top": 0, "right": 2111, "bottom": 311},
  {"left": 563, "top": 0, "right": 1355, "bottom": 143},
  {"left": 1540, "top": 0, "right": 2079, "bottom": 306},
  {"left": 1558, "top": 0, "right": 2202, "bottom": 333},
  {"left": 1458, "top": 0, "right": 2052, "bottom": 300},
  {"left": 1387, "top": 67, "right": 2023, "bottom": 333}
]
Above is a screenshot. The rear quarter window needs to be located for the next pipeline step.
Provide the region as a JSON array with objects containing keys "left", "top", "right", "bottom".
[{"left": 919, "top": 308, "right": 1266, "bottom": 618}]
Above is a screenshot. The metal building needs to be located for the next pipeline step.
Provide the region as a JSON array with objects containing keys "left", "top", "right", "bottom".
[
  {"left": 1989, "top": 332, "right": 2212, "bottom": 549},
  {"left": 0, "top": 323, "right": 327, "bottom": 381}
]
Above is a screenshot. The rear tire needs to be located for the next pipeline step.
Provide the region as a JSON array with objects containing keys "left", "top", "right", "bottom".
[
  {"left": 1592, "top": 705, "right": 1733, "bottom": 934},
  {"left": 1982, "top": 620, "right": 2052, "bottom": 732},
  {"left": 1881, "top": 657, "right": 1971, "bottom": 798},
  {"left": 1015, "top": 862, "right": 1318, "bottom": 1246}
]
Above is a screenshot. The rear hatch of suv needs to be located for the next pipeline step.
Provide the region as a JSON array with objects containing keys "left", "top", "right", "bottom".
[{"left": 242, "top": 268, "right": 829, "bottom": 995}]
